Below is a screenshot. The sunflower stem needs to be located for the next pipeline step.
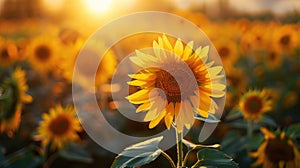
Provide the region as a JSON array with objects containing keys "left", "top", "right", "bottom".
[
  {"left": 176, "top": 128, "right": 183, "bottom": 167},
  {"left": 247, "top": 120, "right": 253, "bottom": 138}
]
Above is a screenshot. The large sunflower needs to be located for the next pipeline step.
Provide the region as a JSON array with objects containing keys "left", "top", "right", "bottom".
[
  {"left": 26, "top": 35, "right": 61, "bottom": 73},
  {"left": 127, "top": 35, "right": 225, "bottom": 132},
  {"left": 35, "top": 105, "right": 82, "bottom": 150},
  {"left": 0, "top": 68, "right": 32, "bottom": 135},
  {"left": 239, "top": 89, "right": 272, "bottom": 121},
  {"left": 251, "top": 128, "right": 300, "bottom": 168}
]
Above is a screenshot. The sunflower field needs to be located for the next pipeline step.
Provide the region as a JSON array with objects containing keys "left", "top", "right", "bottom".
[{"left": 0, "top": 0, "right": 300, "bottom": 168}]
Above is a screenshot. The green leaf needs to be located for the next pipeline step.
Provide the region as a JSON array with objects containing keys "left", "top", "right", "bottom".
[
  {"left": 111, "top": 136, "right": 163, "bottom": 168},
  {"left": 224, "top": 109, "right": 242, "bottom": 121},
  {"left": 221, "top": 131, "right": 246, "bottom": 156},
  {"left": 59, "top": 143, "right": 93, "bottom": 163},
  {"left": 195, "top": 148, "right": 238, "bottom": 168},
  {"left": 261, "top": 115, "right": 277, "bottom": 127},
  {"left": 182, "top": 139, "right": 220, "bottom": 151},
  {"left": 194, "top": 113, "right": 220, "bottom": 123},
  {"left": 286, "top": 123, "right": 300, "bottom": 138},
  {"left": 0, "top": 146, "right": 42, "bottom": 168}
]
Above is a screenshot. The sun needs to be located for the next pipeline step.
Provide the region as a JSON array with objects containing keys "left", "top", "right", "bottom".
[{"left": 86, "top": 0, "right": 112, "bottom": 13}]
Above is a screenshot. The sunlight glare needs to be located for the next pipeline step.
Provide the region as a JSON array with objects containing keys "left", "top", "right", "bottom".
[{"left": 86, "top": 0, "right": 112, "bottom": 13}]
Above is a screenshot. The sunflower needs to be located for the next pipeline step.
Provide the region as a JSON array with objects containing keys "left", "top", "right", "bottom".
[
  {"left": 239, "top": 89, "right": 272, "bottom": 121},
  {"left": 251, "top": 128, "right": 300, "bottom": 168},
  {"left": 35, "top": 105, "right": 82, "bottom": 150},
  {"left": 273, "top": 24, "right": 299, "bottom": 54},
  {"left": 26, "top": 35, "right": 61, "bottom": 73},
  {"left": 0, "top": 68, "right": 32, "bottom": 135},
  {"left": 214, "top": 39, "right": 239, "bottom": 71},
  {"left": 127, "top": 35, "right": 225, "bottom": 132},
  {"left": 263, "top": 49, "right": 283, "bottom": 70},
  {"left": 70, "top": 40, "right": 117, "bottom": 89},
  {"left": 0, "top": 37, "right": 18, "bottom": 67}
]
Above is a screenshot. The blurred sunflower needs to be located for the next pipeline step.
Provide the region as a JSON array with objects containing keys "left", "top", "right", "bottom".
[
  {"left": 0, "top": 68, "right": 32, "bottom": 135},
  {"left": 35, "top": 105, "right": 82, "bottom": 150},
  {"left": 226, "top": 67, "right": 248, "bottom": 94},
  {"left": 0, "top": 37, "right": 19, "bottom": 67},
  {"left": 239, "top": 89, "right": 272, "bottom": 121},
  {"left": 127, "top": 35, "right": 225, "bottom": 132},
  {"left": 69, "top": 39, "right": 117, "bottom": 90},
  {"left": 214, "top": 39, "right": 239, "bottom": 71},
  {"left": 273, "top": 24, "right": 299, "bottom": 54},
  {"left": 26, "top": 35, "right": 61, "bottom": 73},
  {"left": 264, "top": 49, "right": 283, "bottom": 70},
  {"left": 251, "top": 128, "right": 300, "bottom": 168}
]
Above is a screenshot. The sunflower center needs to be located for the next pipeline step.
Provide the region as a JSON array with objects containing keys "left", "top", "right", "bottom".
[
  {"left": 265, "top": 138, "right": 295, "bottom": 163},
  {"left": 156, "top": 68, "right": 193, "bottom": 102},
  {"left": 48, "top": 115, "right": 71, "bottom": 136},
  {"left": 268, "top": 52, "right": 276, "bottom": 61},
  {"left": 244, "top": 96, "right": 263, "bottom": 114},
  {"left": 219, "top": 47, "right": 230, "bottom": 59},
  {"left": 35, "top": 45, "right": 51, "bottom": 61},
  {"left": 1, "top": 49, "right": 9, "bottom": 59},
  {"left": 280, "top": 35, "right": 290, "bottom": 46}
]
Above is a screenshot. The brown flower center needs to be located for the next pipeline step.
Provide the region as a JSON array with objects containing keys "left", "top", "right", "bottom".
[
  {"left": 265, "top": 138, "right": 295, "bottom": 163},
  {"left": 268, "top": 52, "right": 276, "bottom": 61},
  {"left": 244, "top": 96, "right": 263, "bottom": 114},
  {"left": 280, "top": 35, "right": 290, "bottom": 46},
  {"left": 35, "top": 44, "right": 51, "bottom": 61},
  {"left": 156, "top": 68, "right": 195, "bottom": 102},
  {"left": 219, "top": 47, "right": 230, "bottom": 59},
  {"left": 48, "top": 115, "right": 71, "bottom": 136}
]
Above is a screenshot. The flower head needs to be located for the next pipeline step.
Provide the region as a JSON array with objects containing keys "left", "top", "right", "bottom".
[
  {"left": 26, "top": 36, "right": 61, "bottom": 73},
  {"left": 239, "top": 89, "right": 272, "bottom": 121},
  {"left": 251, "top": 128, "right": 300, "bottom": 168},
  {"left": 0, "top": 68, "right": 32, "bottom": 135},
  {"left": 0, "top": 38, "right": 18, "bottom": 67},
  {"left": 127, "top": 35, "right": 225, "bottom": 132},
  {"left": 35, "top": 105, "right": 82, "bottom": 150}
]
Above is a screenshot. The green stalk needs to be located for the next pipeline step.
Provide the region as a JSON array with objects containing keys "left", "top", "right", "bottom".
[
  {"left": 247, "top": 120, "right": 253, "bottom": 138},
  {"left": 176, "top": 128, "right": 183, "bottom": 167}
]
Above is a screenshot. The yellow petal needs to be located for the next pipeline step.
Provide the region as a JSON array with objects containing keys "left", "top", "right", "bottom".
[
  {"left": 128, "top": 73, "right": 157, "bottom": 81},
  {"left": 164, "top": 110, "right": 173, "bottom": 129},
  {"left": 144, "top": 97, "right": 166, "bottom": 121},
  {"left": 126, "top": 89, "right": 150, "bottom": 104},
  {"left": 162, "top": 35, "right": 173, "bottom": 51},
  {"left": 174, "top": 38, "right": 183, "bottom": 57},
  {"left": 197, "top": 108, "right": 209, "bottom": 118},
  {"left": 136, "top": 101, "right": 151, "bottom": 112},
  {"left": 182, "top": 41, "right": 194, "bottom": 60},
  {"left": 149, "top": 110, "right": 166, "bottom": 129},
  {"left": 208, "top": 66, "right": 223, "bottom": 76},
  {"left": 153, "top": 41, "right": 161, "bottom": 57},
  {"left": 127, "top": 80, "right": 148, "bottom": 86}
]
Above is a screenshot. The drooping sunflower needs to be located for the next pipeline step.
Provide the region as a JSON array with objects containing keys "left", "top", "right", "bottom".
[
  {"left": 0, "top": 37, "right": 19, "bottom": 67},
  {"left": 35, "top": 105, "right": 82, "bottom": 150},
  {"left": 251, "top": 128, "right": 300, "bottom": 168},
  {"left": 0, "top": 67, "right": 32, "bottom": 135},
  {"left": 239, "top": 89, "right": 272, "bottom": 121},
  {"left": 26, "top": 35, "right": 61, "bottom": 73},
  {"left": 127, "top": 35, "right": 225, "bottom": 132}
]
